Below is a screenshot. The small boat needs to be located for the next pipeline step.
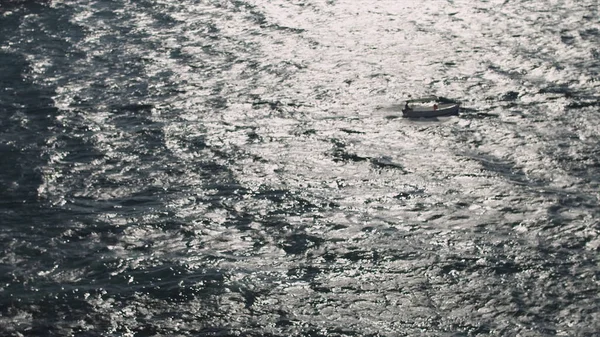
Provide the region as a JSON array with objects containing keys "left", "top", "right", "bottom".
[{"left": 402, "top": 96, "right": 460, "bottom": 118}]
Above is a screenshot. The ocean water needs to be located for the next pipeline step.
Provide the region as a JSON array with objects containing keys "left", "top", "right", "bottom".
[{"left": 1, "top": 0, "right": 599, "bottom": 336}]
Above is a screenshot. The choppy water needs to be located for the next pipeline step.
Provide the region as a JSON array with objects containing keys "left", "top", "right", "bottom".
[{"left": 1, "top": 0, "right": 599, "bottom": 336}]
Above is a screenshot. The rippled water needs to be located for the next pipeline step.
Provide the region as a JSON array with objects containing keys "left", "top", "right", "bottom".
[{"left": 1, "top": 0, "right": 599, "bottom": 336}]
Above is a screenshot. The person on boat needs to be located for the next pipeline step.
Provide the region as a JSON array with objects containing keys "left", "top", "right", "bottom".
[
  {"left": 404, "top": 102, "right": 411, "bottom": 110},
  {"left": 433, "top": 103, "right": 438, "bottom": 110}
]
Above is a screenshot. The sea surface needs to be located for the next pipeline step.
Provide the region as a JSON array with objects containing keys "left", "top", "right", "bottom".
[{"left": 1, "top": 0, "right": 599, "bottom": 336}]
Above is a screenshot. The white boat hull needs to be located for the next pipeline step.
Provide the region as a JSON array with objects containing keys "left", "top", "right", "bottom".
[{"left": 402, "top": 103, "right": 460, "bottom": 118}]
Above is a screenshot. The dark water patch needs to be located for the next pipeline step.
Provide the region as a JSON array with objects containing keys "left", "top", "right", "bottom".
[
  {"left": 287, "top": 265, "right": 321, "bottom": 282},
  {"left": 297, "top": 127, "right": 316, "bottom": 136},
  {"left": 111, "top": 192, "right": 164, "bottom": 208},
  {"left": 330, "top": 223, "right": 348, "bottom": 230},
  {"left": 406, "top": 202, "right": 429, "bottom": 212},
  {"left": 229, "top": 0, "right": 306, "bottom": 34},
  {"left": 332, "top": 150, "right": 369, "bottom": 163},
  {"left": 328, "top": 139, "right": 369, "bottom": 163},
  {"left": 342, "top": 249, "right": 378, "bottom": 263},
  {"left": 207, "top": 95, "right": 229, "bottom": 109},
  {"left": 490, "top": 260, "right": 524, "bottom": 275},
  {"left": 246, "top": 129, "right": 262, "bottom": 143},
  {"left": 221, "top": 210, "right": 254, "bottom": 232},
  {"left": 437, "top": 258, "right": 478, "bottom": 275},
  {"left": 0, "top": 0, "right": 49, "bottom": 14},
  {"left": 465, "top": 152, "right": 545, "bottom": 186},
  {"left": 0, "top": 51, "right": 58, "bottom": 206},
  {"left": 251, "top": 97, "right": 306, "bottom": 114},
  {"left": 188, "top": 135, "right": 208, "bottom": 151},
  {"left": 279, "top": 233, "right": 324, "bottom": 255},
  {"left": 461, "top": 110, "right": 498, "bottom": 120},
  {"left": 447, "top": 214, "right": 471, "bottom": 221},
  {"left": 500, "top": 90, "right": 520, "bottom": 101},
  {"left": 384, "top": 114, "right": 402, "bottom": 120},
  {"left": 425, "top": 213, "right": 444, "bottom": 221},
  {"left": 266, "top": 22, "right": 306, "bottom": 34},
  {"left": 340, "top": 128, "right": 364, "bottom": 134},
  {"left": 112, "top": 103, "right": 155, "bottom": 114},
  {"left": 499, "top": 205, "right": 524, "bottom": 214},
  {"left": 579, "top": 28, "right": 599, "bottom": 40},
  {"left": 0, "top": 295, "right": 102, "bottom": 337},
  {"left": 393, "top": 189, "right": 425, "bottom": 200},
  {"left": 141, "top": 267, "right": 227, "bottom": 303},
  {"left": 436, "top": 254, "right": 528, "bottom": 279},
  {"left": 107, "top": 114, "right": 166, "bottom": 148},
  {"left": 560, "top": 34, "right": 576, "bottom": 45},
  {"left": 538, "top": 85, "right": 573, "bottom": 96},
  {"left": 0, "top": 143, "right": 43, "bottom": 206},
  {"left": 383, "top": 249, "right": 422, "bottom": 262},
  {"left": 546, "top": 143, "right": 600, "bottom": 186},
  {"left": 371, "top": 157, "right": 407, "bottom": 172},
  {"left": 251, "top": 99, "right": 285, "bottom": 112},
  {"left": 565, "top": 99, "right": 600, "bottom": 109}
]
